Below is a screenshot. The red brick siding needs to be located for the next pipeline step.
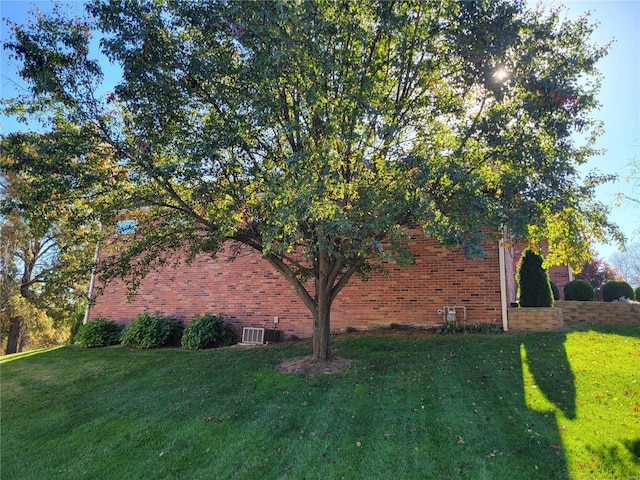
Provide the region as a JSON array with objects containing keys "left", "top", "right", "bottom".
[{"left": 88, "top": 234, "right": 506, "bottom": 338}]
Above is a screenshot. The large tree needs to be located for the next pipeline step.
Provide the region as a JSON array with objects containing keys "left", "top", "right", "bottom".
[
  {"left": 0, "top": 193, "right": 94, "bottom": 354},
  {"left": 3, "top": 0, "right": 622, "bottom": 361},
  {"left": 0, "top": 131, "right": 103, "bottom": 354}
]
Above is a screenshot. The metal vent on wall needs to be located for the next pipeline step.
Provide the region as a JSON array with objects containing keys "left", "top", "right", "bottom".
[{"left": 242, "top": 327, "right": 265, "bottom": 345}]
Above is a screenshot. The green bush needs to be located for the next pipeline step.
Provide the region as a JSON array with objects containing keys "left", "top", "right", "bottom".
[
  {"left": 549, "top": 281, "right": 560, "bottom": 301},
  {"left": 436, "top": 322, "right": 502, "bottom": 335},
  {"left": 121, "top": 312, "right": 183, "bottom": 349},
  {"left": 181, "top": 313, "right": 235, "bottom": 350},
  {"left": 69, "top": 300, "right": 88, "bottom": 344},
  {"left": 563, "top": 279, "right": 595, "bottom": 301},
  {"left": 635, "top": 286, "right": 640, "bottom": 301},
  {"left": 75, "top": 318, "right": 121, "bottom": 348},
  {"left": 602, "top": 281, "right": 635, "bottom": 302},
  {"left": 516, "top": 247, "right": 553, "bottom": 307}
]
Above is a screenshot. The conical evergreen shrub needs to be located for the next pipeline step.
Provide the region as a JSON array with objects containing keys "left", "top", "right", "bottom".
[{"left": 517, "top": 247, "right": 554, "bottom": 307}]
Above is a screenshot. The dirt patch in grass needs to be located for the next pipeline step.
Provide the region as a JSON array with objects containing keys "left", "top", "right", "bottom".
[{"left": 275, "top": 355, "right": 352, "bottom": 375}]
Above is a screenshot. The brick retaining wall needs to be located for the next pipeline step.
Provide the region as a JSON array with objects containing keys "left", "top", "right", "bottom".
[
  {"left": 554, "top": 300, "right": 640, "bottom": 326},
  {"left": 507, "top": 307, "right": 564, "bottom": 332},
  {"left": 507, "top": 301, "right": 640, "bottom": 332}
]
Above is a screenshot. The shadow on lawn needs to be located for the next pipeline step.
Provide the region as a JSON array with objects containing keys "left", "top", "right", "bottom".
[
  {"left": 340, "top": 334, "right": 573, "bottom": 479},
  {"left": 520, "top": 333, "right": 577, "bottom": 420}
]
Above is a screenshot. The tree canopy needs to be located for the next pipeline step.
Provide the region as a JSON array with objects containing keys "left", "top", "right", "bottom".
[
  {"left": 0, "top": 151, "right": 98, "bottom": 353},
  {"left": 2, "top": 0, "right": 623, "bottom": 360}
]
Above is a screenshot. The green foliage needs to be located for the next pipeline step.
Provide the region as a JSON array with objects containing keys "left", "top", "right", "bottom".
[
  {"left": 181, "top": 313, "right": 235, "bottom": 350},
  {"left": 635, "top": 286, "right": 640, "bottom": 300},
  {"left": 4, "top": 328, "right": 639, "bottom": 479},
  {"left": 563, "top": 279, "right": 595, "bottom": 301},
  {"left": 3, "top": 0, "right": 623, "bottom": 360},
  {"left": 517, "top": 248, "right": 554, "bottom": 307},
  {"left": 121, "top": 312, "right": 182, "bottom": 349},
  {"left": 436, "top": 322, "right": 502, "bottom": 335},
  {"left": 75, "top": 317, "right": 120, "bottom": 348},
  {"left": 0, "top": 198, "right": 97, "bottom": 353},
  {"left": 69, "top": 300, "right": 88, "bottom": 344},
  {"left": 575, "top": 254, "right": 620, "bottom": 291},
  {"left": 549, "top": 281, "right": 560, "bottom": 301},
  {"left": 602, "top": 281, "right": 635, "bottom": 302}
]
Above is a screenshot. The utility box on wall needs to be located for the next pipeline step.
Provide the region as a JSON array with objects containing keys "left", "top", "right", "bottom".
[{"left": 438, "top": 306, "right": 467, "bottom": 323}]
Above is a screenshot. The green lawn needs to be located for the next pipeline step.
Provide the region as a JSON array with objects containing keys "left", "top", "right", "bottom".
[{"left": 1, "top": 326, "right": 639, "bottom": 479}]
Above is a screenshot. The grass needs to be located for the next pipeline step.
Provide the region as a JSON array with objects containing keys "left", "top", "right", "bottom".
[{"left": 1, "top": 325, "right": 639, "bottom": 479}]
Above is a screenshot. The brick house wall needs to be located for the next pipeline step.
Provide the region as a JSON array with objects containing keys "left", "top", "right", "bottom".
[{"left": 88, "top": 232, "right": 518, "bottom": 338}]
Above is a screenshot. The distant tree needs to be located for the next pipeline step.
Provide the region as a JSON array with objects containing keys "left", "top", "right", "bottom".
[
  {"left": 610, "top": 243, "right": 640, "bottom": 287},
  {"left": 616, "top": 154, "right": 639, "bottom": 236},
  {"left": 3, "top": 0, "right": 622, "bottom": 362},
  {"left": 0, "top": 137, "right": 100, "bottom": 354},
  {"left": 0, "top": 209, "right": 88, "bottom": 353},
  {"left": 575, "top": 253, "right": 621, "bottom": 300}
]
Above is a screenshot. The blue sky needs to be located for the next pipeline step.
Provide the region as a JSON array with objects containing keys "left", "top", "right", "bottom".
[
  {"left": 1, "top": 0, "right": 639, "bottom": 262},
  {"left": 544, "top": 0, "right": 639, "bottom": 261}
]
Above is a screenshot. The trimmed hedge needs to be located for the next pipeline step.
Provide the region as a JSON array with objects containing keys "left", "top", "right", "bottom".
[
  {"left": 549, "top": 281, "right": 560, "bottom": 301},
  {"left": 602, "top": 281, "right": 635, "bottom": 302},
  {"left": 563, "top": 279, "right": 595, "bottom": 301}
]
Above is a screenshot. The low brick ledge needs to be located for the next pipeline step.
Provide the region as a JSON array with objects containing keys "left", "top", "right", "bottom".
[{"left": 508, "top": 301, "right": 640, "bottom": 332}]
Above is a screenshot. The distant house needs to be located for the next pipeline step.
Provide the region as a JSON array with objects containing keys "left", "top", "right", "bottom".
[{"left": 87, "top": 227, "right": 572, "bottom": 338}]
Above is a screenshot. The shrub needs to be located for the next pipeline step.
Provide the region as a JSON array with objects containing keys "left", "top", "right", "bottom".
[
  {"left": 635, "top": 286, "right": 640, "bottom": 301},
  {"left": 516, "top": 247, "right": 553, "bottom": 307},
  {"left": 69, "top": 301, "right": 88, "bottom": 344},
  {"left": 121, "top": 312, "right": 183, "bottom": 349},
  {"left": 181, "top": 313, "right": 235, "bottom": 350},
  {"left": 563, "top": 279, "right": 595, "bottom": 301},
  {"left": 75, "top": 318, "right": 121, "bottom": 348},
  {"left": 436, "top": 322, "right": 502, "bottom": 335},
  {"left": 602, "top": 281, "right": 635, "bottom": 302},
  {"left": 549, "top": 281, "right": 560, "bottom": 301}
]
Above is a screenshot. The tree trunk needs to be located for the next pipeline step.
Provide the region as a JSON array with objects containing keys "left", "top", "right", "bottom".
[
  {"left": 5, "top": 317, "right": 22, "bottom": 355},
  {"left": 312, "top": 294, "right": 332, "bottom": 362},
  {"left": 311, "top": 250, "right": 335, "bottom": 362},
  {"left": 264, "top": 250, "right": 364, "bottom": 364}
]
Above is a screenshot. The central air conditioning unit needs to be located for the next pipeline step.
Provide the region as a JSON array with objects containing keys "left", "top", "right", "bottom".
[{"left": 242, "top": 327, "right": 265, "bottom": 345}]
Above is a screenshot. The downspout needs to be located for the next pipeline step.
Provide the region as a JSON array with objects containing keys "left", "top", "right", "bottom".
[
  {"left": 498, "top": 238, "right": 509, "bottom": 332},
  {"left": 567, "top": 265, "right": 574, "bottom": 282},
  {"left": 83, "top": 225, "right": 102, "bottom": 324}
]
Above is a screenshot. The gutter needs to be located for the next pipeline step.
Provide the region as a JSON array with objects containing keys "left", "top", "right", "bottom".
[{"left": 83, "top": 227, "right": 102, "bottom": 324}]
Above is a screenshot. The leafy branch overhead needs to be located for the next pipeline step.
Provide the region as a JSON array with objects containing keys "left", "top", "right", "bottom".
[{"left": 2, "top": 0, "right": 623, "bottom": 360}]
